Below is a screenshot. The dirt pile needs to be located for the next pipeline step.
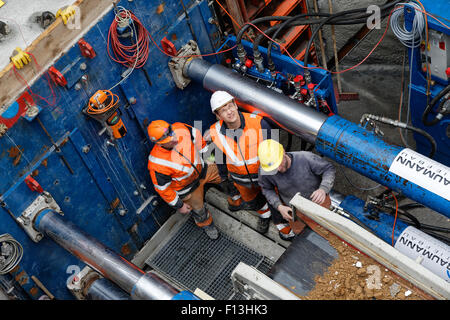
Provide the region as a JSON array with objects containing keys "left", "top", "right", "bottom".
[{"left": 300, "top": 226, "right": 430, "bottom": 300}]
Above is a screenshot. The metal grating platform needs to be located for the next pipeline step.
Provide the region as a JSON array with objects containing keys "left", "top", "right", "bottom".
[{"left": 145, "top": 217, "right": 274, "bottom": 300}]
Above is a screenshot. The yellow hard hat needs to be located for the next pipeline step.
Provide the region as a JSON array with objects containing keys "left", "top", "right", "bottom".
[{"left": 258, "top": 139, "right": 284, "bottom": 172}]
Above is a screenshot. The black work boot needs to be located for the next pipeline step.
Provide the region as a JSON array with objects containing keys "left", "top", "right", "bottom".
[
  {"left": 279, "top": 230, "right": 295, "bottom": 241},
  {"left": 193, "top": 207, "right": 219, "bottom": 240},
  {"left": 203, "top": 223, "right": 219, "bottom": 240},
  {"left": 256, "top": 217, "right": 271, "bottom": 234},
  {"left": 227, "top": 195, "right": 244, "bottom": 211}
]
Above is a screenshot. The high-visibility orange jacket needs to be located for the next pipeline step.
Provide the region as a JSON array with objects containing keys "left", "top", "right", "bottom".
[
  {"left": 210, "top": 112, "right": 267, "bottom": 187},
  {"left": 148, "top": 122, "right": 208, "bottom": 209}
]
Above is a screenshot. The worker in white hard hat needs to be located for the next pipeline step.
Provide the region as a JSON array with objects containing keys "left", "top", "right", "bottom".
[
  {"left": 204, "top": 90, "right": 275, "bottom": 234},
  {"left": 257, "top": 139, "right": 335, "bottom": 240}
]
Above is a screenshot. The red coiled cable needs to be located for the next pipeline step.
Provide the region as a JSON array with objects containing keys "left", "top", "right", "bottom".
[{"left": 107, "top": 10, "right": 149, "bottom": 69}]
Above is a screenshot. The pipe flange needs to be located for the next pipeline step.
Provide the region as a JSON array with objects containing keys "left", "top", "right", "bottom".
[
  {"left": 18, "top": 192, "right": 63, "bottom": 242},
  {"left": 168, "top": 40, "right": 201, "bottom": 90}
]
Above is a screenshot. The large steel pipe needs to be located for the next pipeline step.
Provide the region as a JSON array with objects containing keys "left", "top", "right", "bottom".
[
  {"left": 34, "top": 209, "right": 179, "bottom": 300},
  {"left": 86, "top": 278, "right": 131, "bottom": 300},
  {"left": 186, "top": 58, "right": 327, "bottom": 144},
  {"left": 185, "top": 59, "right": 450, "bottom": 218}
]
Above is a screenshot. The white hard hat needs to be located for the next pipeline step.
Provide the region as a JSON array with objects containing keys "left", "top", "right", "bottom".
[{"left": 210, "top": 91, "right": 234, "bottom": 113}]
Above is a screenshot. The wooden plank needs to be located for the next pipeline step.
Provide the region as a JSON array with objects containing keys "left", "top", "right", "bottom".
[
  {"left": 289, "top": 193, "right": 450, "bottom": 300},
  {"left": 279, "top": 25, "right": 308, "bottom": 52},
  {"left": 270, "top": 0, "right": 301, "bottom": 26},
  {"left": 0, "top": 0, "right": 115, "bottom": 108}
]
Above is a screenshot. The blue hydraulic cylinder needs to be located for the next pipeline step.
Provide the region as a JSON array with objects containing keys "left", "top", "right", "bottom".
[
  {"left": 339, "top": 196, "right": 409, "bottom": 244},
  {"left": 316, "top": 115, "right": 450, "bottom": 218},
  {"left": 339, "top": 195, "right": 450, "bottom": 283}
]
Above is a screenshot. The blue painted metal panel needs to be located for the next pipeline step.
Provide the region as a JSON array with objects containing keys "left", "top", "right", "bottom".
[{"left": 0, "top": 0, "right": 220, "bottom": 299}]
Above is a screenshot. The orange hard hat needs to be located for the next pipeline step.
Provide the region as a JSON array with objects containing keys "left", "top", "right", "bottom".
[{"left": 147, "top": 120, "right": 173, "bottom": 144}]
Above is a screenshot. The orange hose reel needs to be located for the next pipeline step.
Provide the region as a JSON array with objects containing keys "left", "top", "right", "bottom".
[{"left": 86, "top": 90, "right": 127, "bottom": 139}]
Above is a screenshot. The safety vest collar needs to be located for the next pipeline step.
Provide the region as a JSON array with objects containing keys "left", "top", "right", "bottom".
[{"left": 214, "top": 115, "right": 260, "bottom": 167}]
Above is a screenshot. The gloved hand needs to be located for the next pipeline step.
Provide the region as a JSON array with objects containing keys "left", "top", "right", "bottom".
[
  {"left": 10, "top": 47, "right": 31, "bottom": 69},
  {"left": 56, "top": 6, "right": 76, "bottom": 25}
]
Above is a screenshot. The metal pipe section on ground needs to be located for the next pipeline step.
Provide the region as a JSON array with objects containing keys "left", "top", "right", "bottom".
[
  {"left": 34, "top": 209, "right": 180, "bottom": 300},
  {"left": 185, "top": 59, "right": 450, "bottom": 218},
  {"left": 86, "top": 278, "right": 131, "bottom": 300}
]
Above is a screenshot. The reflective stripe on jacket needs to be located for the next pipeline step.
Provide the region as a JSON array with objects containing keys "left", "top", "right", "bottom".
[
  {"left": 148, "top": 122, "right": 207, "bottom": 209},
  {"left": 210, "top": 112, "right": 264, "bottom": 186}
]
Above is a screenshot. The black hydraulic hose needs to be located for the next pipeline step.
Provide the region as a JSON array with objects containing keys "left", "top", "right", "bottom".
[
  {"left": 394, "top": 215, "right": 450, "bottom": 245},
  {"left": 420, "top": 224, "right": 450, "bottom": 234},
  {"left": 237, "top": 12, "right": 370, "bottom": 50},
  {"left": 303, "top": 8, "right": 374, "bottom": 67},
  {"left": 266, "top": 13, "right": 377, "bottom": 70},
  {"left": 399, "top": 203, "right": 424, "bottom": 210},
  {"left": 253, "top": 14, "right": 384, "bottom": 71},
  {"left": 240, "top": 2, "right": 400, "bottom": 70},
  {"left": 422, "top": 84, "right": 450, "bottom": 126},
  {"left": 404, "top": 124, "right": 437, "bottom": 159},
  {"left": 267, "top": 13, "right": 327, "bottom": 70},
  {"left": 384, "top": 205, "right": 450, "bottom": 236},
  {"left": 362, "top": 116, "right": 437, "bottom": 159},
  {"left": 236, "top": 0, "right": 403, "bottom": 67},
  {"left": 397, "top": 209, "right": 422, "bottom": 229},
  {"left": 383, "top": 204, "right": 421, "bottom": 229},
  {"left": 236, "top": 16, "right": 291, "bottom": 46},
  {"left": 423, "top": 230, "right": 450, "bottom": 245},
  {"left": 303, "top": 0, "right": 403, "bottom": 67},
  {"left": 252, "top": 14, "right": 370, "bottom": 54}
]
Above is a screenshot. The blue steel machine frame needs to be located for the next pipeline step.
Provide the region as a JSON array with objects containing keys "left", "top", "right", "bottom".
[{"left": 405, "top": 1, "right": 450, "bottom": 165}]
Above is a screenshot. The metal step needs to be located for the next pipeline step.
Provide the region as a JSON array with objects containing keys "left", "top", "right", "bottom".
[{"left": 144, "top": 214, "right": 278, "bottom": 300}]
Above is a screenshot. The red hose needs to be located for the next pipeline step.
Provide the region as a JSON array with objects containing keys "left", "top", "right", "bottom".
[{"left": 107, "top": 11, "right": 149, "bottom": 69}]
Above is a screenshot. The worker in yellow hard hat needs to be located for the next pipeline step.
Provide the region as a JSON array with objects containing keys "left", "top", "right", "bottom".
[
  {"left": 258, "top": 139, "right": 336, "bottom": 240},
  {"left": 147, "top": 120, "right": 223, "bottom": 240}
]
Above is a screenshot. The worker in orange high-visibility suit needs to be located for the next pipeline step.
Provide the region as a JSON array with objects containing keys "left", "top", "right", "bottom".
[
  {"left": 205, "top": 91, "right": 275, "bottom": 234},
  {"left": 147, "top": 120, "right": 222, "bottom": 240}
]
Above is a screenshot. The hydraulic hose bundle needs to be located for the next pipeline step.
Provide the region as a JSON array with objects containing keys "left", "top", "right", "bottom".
[
  {"left": 422, "top": 84, "right": 450, "bottom": 126},
  {"left": 235, "top": 0, "right": 404, "bottom": 68},
  {"left": 360, "top": 113, "right": 437, "bottom": 158},
  {"left": 0, "top": 234, "right": 23, "bottom": 275},
  {"left": 233, "top": 0, "right": 405, "bottom": 110}
]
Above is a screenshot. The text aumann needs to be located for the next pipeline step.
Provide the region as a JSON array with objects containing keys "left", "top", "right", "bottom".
[
  {"left": 397, "top": 236, "right": 450, "bottom": 272},
  {"left": 395, "top": 154, "right": 450, "bottom": 186}
]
